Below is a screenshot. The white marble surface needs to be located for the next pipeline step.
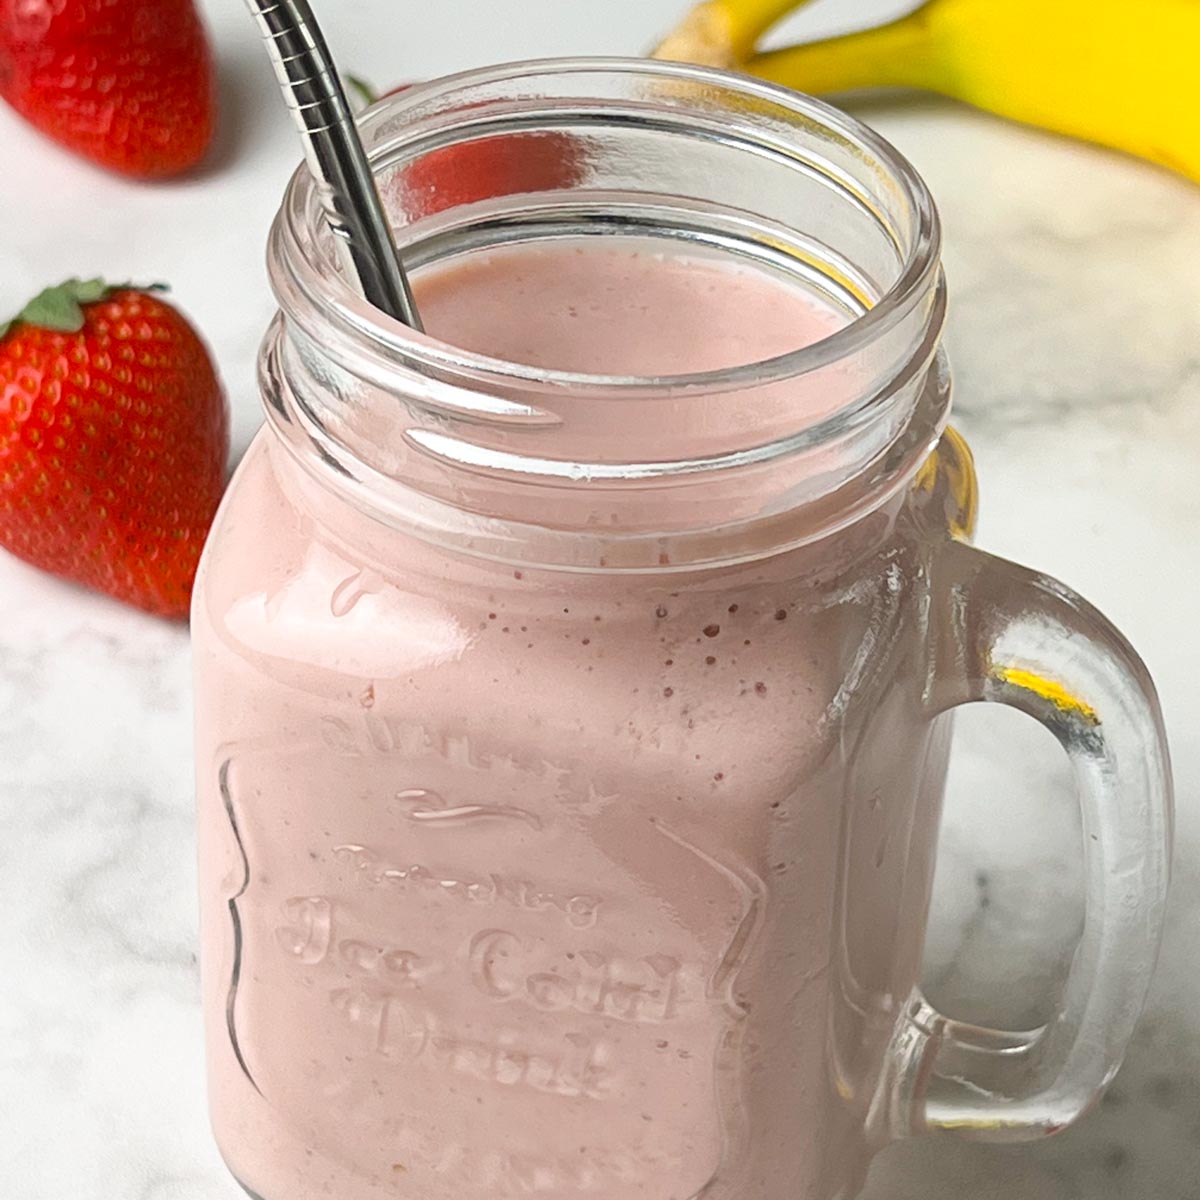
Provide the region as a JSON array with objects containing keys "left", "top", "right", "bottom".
[{"left": 1, "top": 1, "right": 1198, "bottom": 1197}]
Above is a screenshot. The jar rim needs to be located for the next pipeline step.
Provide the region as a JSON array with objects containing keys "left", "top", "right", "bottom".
[{"left": 275, "top": 55, "right": 942, "bottom": 397}]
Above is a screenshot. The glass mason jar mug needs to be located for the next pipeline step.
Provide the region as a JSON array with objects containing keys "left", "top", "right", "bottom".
[{"left": 193, "top": 61, "right": 1173, "bottom": 1200}]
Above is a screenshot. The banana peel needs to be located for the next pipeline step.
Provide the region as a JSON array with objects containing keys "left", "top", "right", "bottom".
[
  {"left": 654, "top": 0, "right": 1200, "bottom": 182},
  {"left": 653, "top": 0, "right": 804, "bottom": 67}
]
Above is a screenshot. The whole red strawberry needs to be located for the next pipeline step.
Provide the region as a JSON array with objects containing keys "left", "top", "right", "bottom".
[
  {"left": 0, "top": 0, "right": 215, "bottom": 178},
  {"left": 0, "top": 279, "right": 228, "bottom": 617}
]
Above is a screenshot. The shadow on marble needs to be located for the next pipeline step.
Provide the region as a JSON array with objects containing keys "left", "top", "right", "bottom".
[{"left": 175, "top": 42, "right": 282, "bottom": 183}]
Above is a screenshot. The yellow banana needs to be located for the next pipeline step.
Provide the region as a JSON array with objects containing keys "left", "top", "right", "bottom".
[
  {"left": 653, "top": 0, "right": 810, "bottom": 67},
  {"left": 654, "top": 0, "right": 1200, "bottom": 182}
]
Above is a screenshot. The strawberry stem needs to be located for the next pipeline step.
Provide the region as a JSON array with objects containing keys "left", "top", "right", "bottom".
[{"left": 344, "top": 74, "right": 379, "bottom": 110}]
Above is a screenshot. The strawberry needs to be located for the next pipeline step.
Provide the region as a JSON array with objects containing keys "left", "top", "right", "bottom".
[
  {"left": 400, "top": 130, "right": 585, "bottom": 218},
  {"left": 348, "top": 76, "right": 584, "bottom": 217},
  {"left": 0, "top": 0, "right": 215, "bottom": 178},
  {"left": 0, "top": 279, "right": 228, "bottom": 618}
]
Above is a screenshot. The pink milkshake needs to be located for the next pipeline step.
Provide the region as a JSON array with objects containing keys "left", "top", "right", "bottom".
[{"left": 195, "top": 241, "right": 948, "bottom": 1199}]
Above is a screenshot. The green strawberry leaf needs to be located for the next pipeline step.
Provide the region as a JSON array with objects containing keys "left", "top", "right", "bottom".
[
  {"left": 344, "top": 74, "right": 379, "bottom": 110},
  {"left": 1, "top": 279, "right": 170, "bottom": 340},
  {"left": 68, "top": 277, "right": 111, "bottom": 303},
  {"left": 18, "top": 279, "right": 99, "bottom": 332}
]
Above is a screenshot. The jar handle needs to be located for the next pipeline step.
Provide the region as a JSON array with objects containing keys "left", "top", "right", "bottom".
[{"left": 879, "top": 539, "right": 1172, "bottom": 1142}]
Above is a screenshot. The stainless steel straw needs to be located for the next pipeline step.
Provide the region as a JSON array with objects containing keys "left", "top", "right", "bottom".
[{"left": 245, "top": 0, "right": 423, "bottom": 330}]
